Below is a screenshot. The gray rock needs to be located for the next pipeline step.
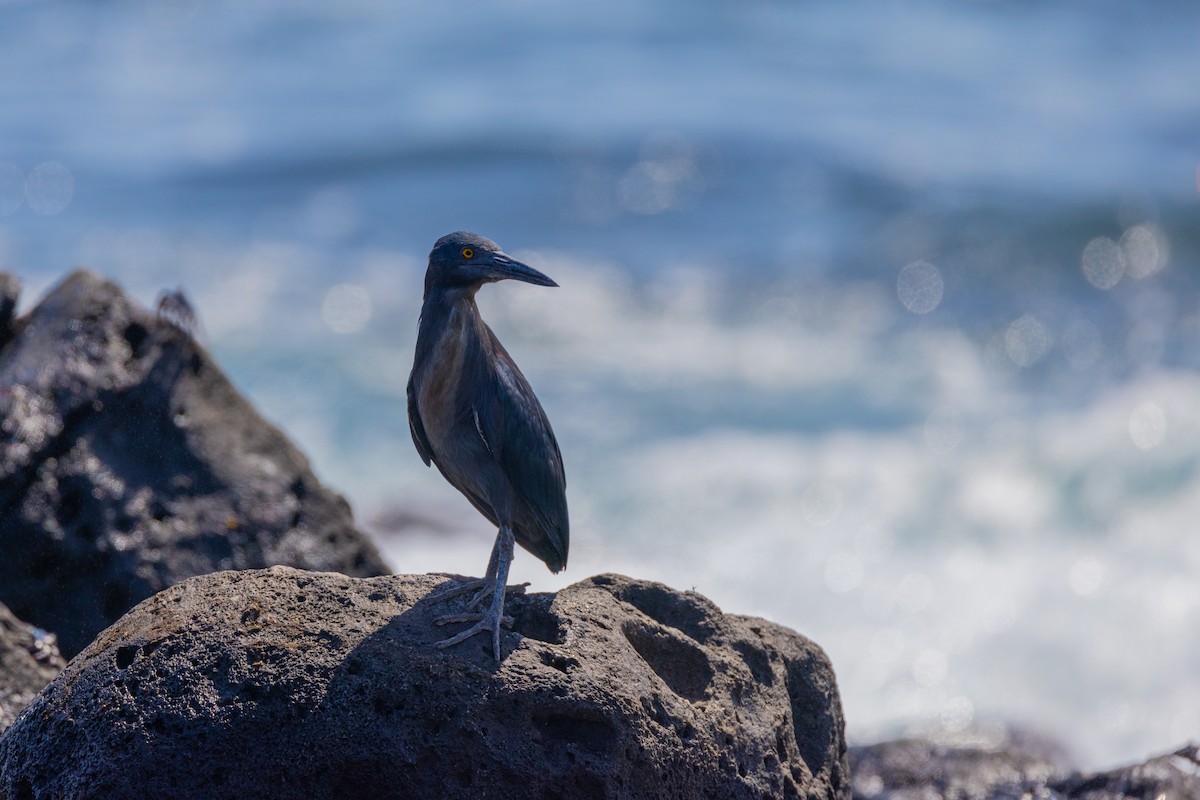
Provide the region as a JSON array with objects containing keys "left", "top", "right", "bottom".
[
  {"left": 0, "top": 602, "right": 65, "bottom": 734},
  {"left": 0, "top": 568, "right": 850, "bottom": 800},
  {"left": 0, "top": 270, "right": 389, "bottom": 657},
  {"left": 849, "top": 735, "right": 1200, "bottom": 800},
  {"left": 1051, "top": 744, "right": 1200, "bottom": 800},
  {"left": 849, "top": 732, "right": 1072, "bottom": 799}
]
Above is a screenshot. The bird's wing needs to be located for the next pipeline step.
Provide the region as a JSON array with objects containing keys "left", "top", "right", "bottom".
[
  {"left": 406, "top": 373, "right": 434, "bottom": 467},
  {"left": 473, "top": 341, "right": 569, "bottom": 569}
]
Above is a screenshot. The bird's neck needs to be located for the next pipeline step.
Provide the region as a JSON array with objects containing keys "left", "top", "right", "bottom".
[
  {"left": 419, "top": 286, "right": 478, "bottom": 328},
  {"left": 415, "top": 289, "right": 488, "bottom": 367}
]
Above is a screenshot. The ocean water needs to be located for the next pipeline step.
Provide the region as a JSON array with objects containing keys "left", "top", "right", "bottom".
[{"left": 3, "top": 0, "right": 1200, "bottom": 769}]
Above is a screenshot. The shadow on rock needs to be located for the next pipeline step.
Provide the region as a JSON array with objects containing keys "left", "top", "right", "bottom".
[{"left": 0, "top": 567, "right": 849, "bottom": 800}]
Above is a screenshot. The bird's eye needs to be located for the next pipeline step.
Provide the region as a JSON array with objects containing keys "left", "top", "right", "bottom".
[{"left": 462, "top": 248, "right": 474, "bottom": 259}]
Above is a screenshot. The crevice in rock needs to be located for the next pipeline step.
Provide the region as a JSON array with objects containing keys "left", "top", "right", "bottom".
[{"left": 621, "top": 618, "right": 713, "bottom": 701}]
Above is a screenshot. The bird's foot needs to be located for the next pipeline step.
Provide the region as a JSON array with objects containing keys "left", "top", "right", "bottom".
[
  {"left": 434, "top": 611, "right": 513, "bottom": 653},
  {"left": 429, "top": 579, "right": 528, "bottom": 611},
  {"left": 428, "top": 578, "right": 527, "bottom": 659},
  {"left": 466, "top": 581, "right": 528, "bottom": 611},
  {"left": 432, "top": 525, "right": 518, "bottom": 662},
  {"left": 434, "top": 612, "right": 514, "bottom": 628},
  {"left": 429, "top": 578, "right": 487, "bottom": 603}
]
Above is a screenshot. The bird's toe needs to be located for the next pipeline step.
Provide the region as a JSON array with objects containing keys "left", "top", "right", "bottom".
[
  {"left": 434, "top": 612, "right": 513, "bottom": 628},
  {"left": 430, "top": 578, "right": 487, "bottom": 604}
]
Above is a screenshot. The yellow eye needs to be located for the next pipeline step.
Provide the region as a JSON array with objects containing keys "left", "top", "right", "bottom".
[{"left": 462, "top": 248, "right": 474, "bottom": 259}]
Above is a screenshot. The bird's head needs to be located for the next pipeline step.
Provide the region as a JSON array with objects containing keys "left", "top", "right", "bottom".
[{"left": 425, "top": 231, "right": 557, "bottom": 296}]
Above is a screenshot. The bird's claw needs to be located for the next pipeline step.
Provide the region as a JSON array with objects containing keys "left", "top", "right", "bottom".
[
  {"left": 430, "top": 579, "right": 529, "bottom": 610},
  {"left": 466, "top": 581, "right": 528, "bottom": 611},
  {"left": 434, "top": 613, "right": 513, "bottom": 628},
  {"left": 429, "top": 526, "right": 519, "bottom": 662},
  {"left": 429, "top": 578, "right": 487, "bottom": 603},
  {"left": 434, "top": 611, "right": 512, "bottom": 656}
]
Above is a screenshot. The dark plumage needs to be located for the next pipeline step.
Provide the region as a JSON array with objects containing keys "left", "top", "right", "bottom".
[{"left": 407, "top": 232, "right": 568, "bottom": 659}]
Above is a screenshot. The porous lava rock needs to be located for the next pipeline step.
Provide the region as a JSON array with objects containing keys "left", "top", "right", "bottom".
[
  {"left": 1052, "top": 744, "right": 1200, "bottom": 800},
  {"left": 0, "top": 271, "right": 388, "bottom": 656},
  {"left": 0, "top": 602, "right": 65, "bottom": 734},
  {"left": 849, "top": 734, "right": 1200, "bottom": 799},
  {"left": 848, "top": 732, "right": 1072, "bottom": 799},
  {"left": 0, "top": 568, "right": 850, "bottom": 800}
]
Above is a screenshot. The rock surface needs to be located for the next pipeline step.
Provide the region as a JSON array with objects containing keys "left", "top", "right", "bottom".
[
  {"left": 1053, "top": 745, "right": 1200, "bottom": 800},
  {"left": 0, "top": 603, "right": 65, "bottom": 734},
  {"left": 849, "top": 735, "right": 1200, "bottom": 799},
  {"left": 0, "top": 271, "right": 389, "bottom": 656},
  {"left": 849, "top": 733, "right": 1071, "bottom": 799},
  {"left": 0, "top": 568, "right": 850, "bottom": 800}
]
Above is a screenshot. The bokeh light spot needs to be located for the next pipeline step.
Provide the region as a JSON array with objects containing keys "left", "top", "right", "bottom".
[
  {"left": 896, "top": 260, "right": 944, "bottom": 314},
  {"left": 25, "top": 162, "right": 74, "bottom": 215},
  {"left": 322, "top": 283, "right": 372, "bottom": 334},
  {"left": 1004, "top": 315, "right": 1050, "bottom": 367},
  {"left": 1120, "top": 225, "right": 1167, "bottom": 279},
  {"left": 1128, "top": 401, "right": 1166, "bottom": 450},
  {"left": 1081, "top": 236, "right": 1124, "bottom": 290}
]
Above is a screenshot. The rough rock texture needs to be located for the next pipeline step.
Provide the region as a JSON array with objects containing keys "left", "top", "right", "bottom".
[
  {"left": 0, "top": 271, "right": 389, "bottom": 656},
  {"left": 0, "top": 603, "right": 65, "bottom": 734},
  {"left": 0, "top": 568, "right": 850, "bottom": 800},
  {"left": 849, "top": 733, "right": 1072, "bottom": 799},
  {"left": 849, "top": 736, "right": 1200, "bottom": 799},
  {"left": 1052, "top": 745, "right": 1200, "bottom": 800}
]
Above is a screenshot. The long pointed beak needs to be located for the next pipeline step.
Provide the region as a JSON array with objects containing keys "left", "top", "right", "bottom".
[{"left": 485, "top": 252, "right": 558, "bottom": 287}]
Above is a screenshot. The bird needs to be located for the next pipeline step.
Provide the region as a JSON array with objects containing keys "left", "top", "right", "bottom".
[
  {"left": 407, "top": 231, "right": 568, "bottom": 661},
  {"left": 155, "top": 287, "right": 203, "bottom": 339}
]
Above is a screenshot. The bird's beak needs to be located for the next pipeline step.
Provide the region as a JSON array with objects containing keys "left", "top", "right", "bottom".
[{"left": 484, "top": 252, "right": 559, "bottom": 287}]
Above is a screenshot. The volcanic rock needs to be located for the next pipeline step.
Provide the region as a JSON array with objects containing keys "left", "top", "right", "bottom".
[
  {"left": 1052, "top": 744, "right": 1200, "bottom": 800},
  {"left": 849, "top": 732, "right": 1071, "bottom": 799},
  {"left": 0, "top": 602, "right": 65, "bottom": 734},
  {"left": 0, "top": 270, "right": 389, "bottom": 656},
  {"left": 0, "top": 568, "right": 850, "bottom": 800},
  {"left": 849, "top": 734, "right": 1200, "bottom": 799}
]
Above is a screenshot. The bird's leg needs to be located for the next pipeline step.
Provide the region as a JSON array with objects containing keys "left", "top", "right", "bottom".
[
  {"left": 464, "top": 531, "right": 530, "bottom": 610},
  {"left": 427, "top": 537, "right": 499, "bottom": 604},
  {"left": 428, "top": 528, "right": 527, "bottom": 608},
  {"left": 434, "top": 525, "right": 515, "bottom": 660}
]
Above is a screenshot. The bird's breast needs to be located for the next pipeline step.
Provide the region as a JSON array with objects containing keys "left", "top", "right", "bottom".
[{"left": 416, "top": 305, "right": 472, "bottom": 453}]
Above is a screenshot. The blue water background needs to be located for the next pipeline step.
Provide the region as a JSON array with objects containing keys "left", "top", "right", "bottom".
[{"left": 3, "top": 0, "right": 1200, "bottom": 767}]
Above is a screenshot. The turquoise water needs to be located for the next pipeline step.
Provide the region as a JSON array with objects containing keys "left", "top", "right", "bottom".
[{"left": 3, "top": 0, "right": 1200, "bottom": 767}]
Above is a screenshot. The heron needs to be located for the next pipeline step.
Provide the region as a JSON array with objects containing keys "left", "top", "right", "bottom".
[{"left": 407, "top": 231, "right": 568, "bottom": 661}]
